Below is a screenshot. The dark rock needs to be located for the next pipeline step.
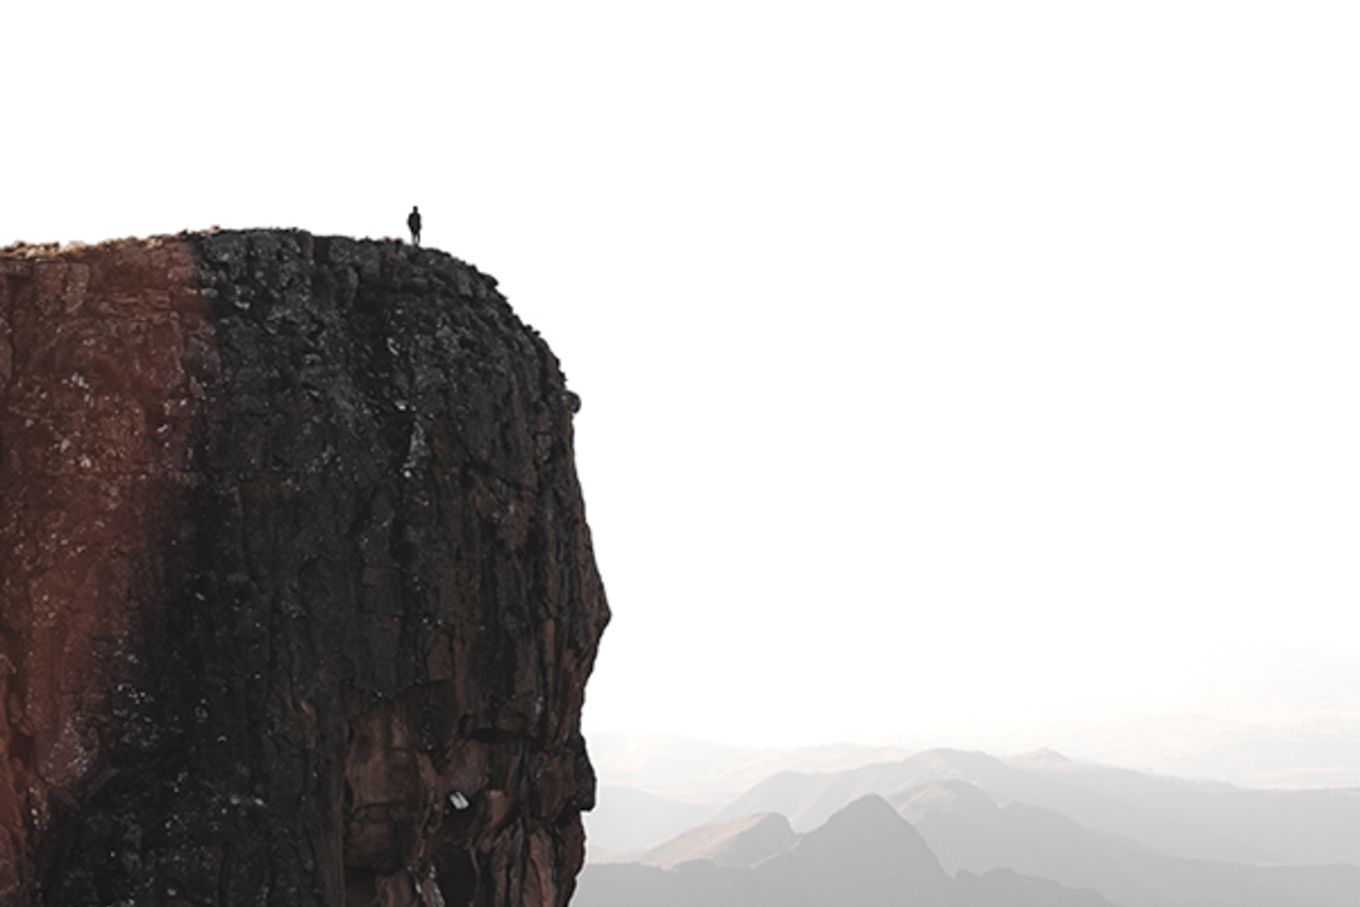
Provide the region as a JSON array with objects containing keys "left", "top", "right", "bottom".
[{"left": 0, "top": 231, "right": 609, "bottom": 906}]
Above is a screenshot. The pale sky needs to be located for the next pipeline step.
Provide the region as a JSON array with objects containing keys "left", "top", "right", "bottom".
[{"left": 6, "top": 1, "right": 1359, "bottom": 781}]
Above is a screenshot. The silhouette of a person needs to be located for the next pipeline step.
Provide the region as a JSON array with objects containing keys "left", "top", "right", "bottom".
[{"left": 408, "top": 206, "right": 422, "bottom": 246}]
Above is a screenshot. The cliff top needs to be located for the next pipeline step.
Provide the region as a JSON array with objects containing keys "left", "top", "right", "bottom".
[{"left": 1, "top": 228, "right": 494, "bottom": 284}]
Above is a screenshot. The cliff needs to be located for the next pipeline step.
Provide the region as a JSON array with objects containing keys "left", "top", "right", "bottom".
[{"left": 0, "top": 231, "right": 609, "bottom": 906}]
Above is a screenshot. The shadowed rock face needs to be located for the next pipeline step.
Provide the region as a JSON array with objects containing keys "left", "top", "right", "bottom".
[{"left": 0, "top": 231, "right": 609, "bottom": 906}]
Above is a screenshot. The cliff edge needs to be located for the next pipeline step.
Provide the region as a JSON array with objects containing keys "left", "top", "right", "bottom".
[{"left": 0, "top": 231, "right": 609, "bottom": 905}]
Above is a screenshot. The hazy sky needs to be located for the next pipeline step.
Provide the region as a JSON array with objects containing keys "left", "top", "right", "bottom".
[{"left": 6, "top": 2, "right": 1358, "bottom": 779}]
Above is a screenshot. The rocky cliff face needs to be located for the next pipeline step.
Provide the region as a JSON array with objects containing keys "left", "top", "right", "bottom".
[{"left": 0, "top": 231, "right": 609, "bottom": 906}]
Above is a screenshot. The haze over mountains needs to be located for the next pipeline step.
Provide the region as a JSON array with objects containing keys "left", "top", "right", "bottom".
[
  {"left": 587, "top": 733, "right": 917, "bottom": 804},
  {"left": 900, "top": 780, "right": 1360, "bottom": 907},
  {"left": 717, "top": 747, "right": 1360, "bottom": 865},
  {"left": 579, "top": 796, "right": 1121, "bottom": 907},
  {"left": 581, "top": 740, "right": 1360, "bottom": 907}
]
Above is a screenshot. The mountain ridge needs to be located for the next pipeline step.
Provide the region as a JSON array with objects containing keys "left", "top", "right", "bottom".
[
  {"left": 714, "top": 747, "right": 1360, "bottom": 865},
  {"left": 576, "top": 795, "right": 1123, "bottom": 907}
]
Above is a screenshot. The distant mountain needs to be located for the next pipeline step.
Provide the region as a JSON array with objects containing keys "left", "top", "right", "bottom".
[
  {"left": 716, "top": 747, "right": 1360, "bottom": 866},
  {"left": 753, "top": 795, "right": 957, "bottom": 906},
  {"left": 636, "top": 812, "right": 797, "bottom": 869},
  {"left": 899, "top": 779, "right": 1360, "bottom": 907},
  {"left": 716, "top": 749, "right": 1001, "bottom": 831},
  {"left": 953, "top": 868, "right": 1120, "bottom": 907},
  {"left": 575, "top": 795, "right": 1123, "bottom": 907},
  {"left": 587, "top": 732, "right": 916, "bottom": 803},
  {"left": 584, "top": 785, "right": 719, "bottom": 857}
]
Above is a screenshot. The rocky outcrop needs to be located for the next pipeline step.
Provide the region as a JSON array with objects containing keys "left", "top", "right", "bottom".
[{"left": 0, "top": 231, "right": 609, "bottom": 906}]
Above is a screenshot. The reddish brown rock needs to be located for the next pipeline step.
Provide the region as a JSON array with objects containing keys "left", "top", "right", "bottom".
[{"left": 0, "top": 231, "right": 608, "bottom": 906}]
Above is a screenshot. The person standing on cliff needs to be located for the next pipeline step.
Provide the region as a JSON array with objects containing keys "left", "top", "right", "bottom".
[{"left": 408, "top": 205, "right": 422, "bottom": 246}]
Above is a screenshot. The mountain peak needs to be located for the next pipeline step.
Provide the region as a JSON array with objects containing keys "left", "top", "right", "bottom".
[
  {"left": 894, "top": 779, "right": 999, "bottom": 823},
  {"left": 1011, "top": 748, "right": 1073, "bottom": 767},
  {"left": 640, "top": 812, "right": 797, "bottom": 870},
  {"left": 798, "top": 795, "right": 942, "bottom": 871},
  {"left": 753, "top": 794, "right": 954, "bottom": 905}
]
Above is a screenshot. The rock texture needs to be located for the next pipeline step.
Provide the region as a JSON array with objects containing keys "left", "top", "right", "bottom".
[{"left": 0, "top": 231, "right": 609, "bottom": 906}]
